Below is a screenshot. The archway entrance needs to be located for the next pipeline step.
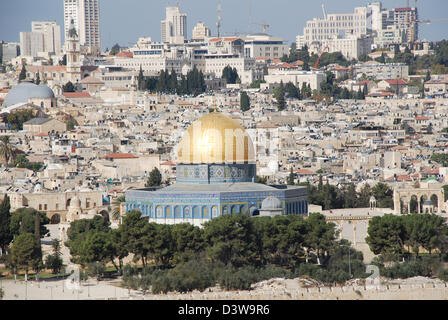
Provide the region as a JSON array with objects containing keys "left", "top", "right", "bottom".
[{"left": 50, "top": 214, "right": 61, "bottom": 224}]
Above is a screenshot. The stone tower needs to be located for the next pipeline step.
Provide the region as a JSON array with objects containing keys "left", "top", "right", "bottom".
[{"left": 65, "top": 19, "right": 81, "bottom": 83}]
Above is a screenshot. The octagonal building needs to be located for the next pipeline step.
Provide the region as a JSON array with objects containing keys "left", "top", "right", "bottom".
[{"left": 125, "top": 112, "right": 308, "bottom": 226}]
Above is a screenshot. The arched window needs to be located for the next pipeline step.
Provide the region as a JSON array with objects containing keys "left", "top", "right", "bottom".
[
  {"left": 202, "top": 207, "right": 208, "bottom": 218},
  {"left": 165, "top": 206, "right": 172, "bottom": 218},
  {"left": 156, "top": 206, "right": 163, "bottom": 218},
  {"left": 174, "top": 206, "right": 182, "bottom": 218},
  {"left": 193, "top": 206, "right": 200, "bottom": 218}
]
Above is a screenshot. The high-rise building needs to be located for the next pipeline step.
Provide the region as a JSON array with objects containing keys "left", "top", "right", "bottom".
[
  {"left": 297, "top": 3, "right": 419, "bottom": 53},
  {"left": 32, "top": 21, "right": 62, "bottom": 54},
  {"left": 300, "top": 6, "right": 371, "bottom": 47},
  {"left": 192, "top": 22, "right": 211, "bottom": 41},
  {"left": 63, "top": 0, "right": 100, "bottom": 52},
  {"left": 20, "top": 32, "right": 44, "bottom": 57},
  {"left": 161, "top": 6, "right": 187, "bottom": 44},
  {"left": 1, "top": 42, "right": 20, "bottom": 63}
]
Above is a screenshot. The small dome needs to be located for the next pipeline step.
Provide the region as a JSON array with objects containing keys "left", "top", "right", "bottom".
[
  {"left": 261, "top": 196, "right": 282, "bottom": 210},
  {"left": 70, "top": 196, "right": 81, "bottom": 208},
  {"left": 3, "top": 82, "right": 55, "bottom": 107}
]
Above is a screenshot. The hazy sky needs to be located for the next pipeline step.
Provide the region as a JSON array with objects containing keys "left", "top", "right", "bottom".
[{"left": 1, "top": 0, "right": 447, "bottom": 50}]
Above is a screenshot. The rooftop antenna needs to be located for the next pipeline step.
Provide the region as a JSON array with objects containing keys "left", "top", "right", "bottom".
[
  {"left": 217, "top": 0, "right": 222, "bottom": 37},
  {"left": 322, "top": 4, "right": 327, "bottom": 20},
  {"left": 406, "top": 0, "right": 409, "bottom": 8},
  {"left": 249, "top": 0, "right": 252, "bottom": 33}
]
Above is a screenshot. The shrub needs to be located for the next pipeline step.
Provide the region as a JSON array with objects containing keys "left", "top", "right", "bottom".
[
  {"left": 438, "top": 268, "right": 448, "bottom": 282},
  {"left": 87, "top": 262, "right": 106, "bottom": 280}
]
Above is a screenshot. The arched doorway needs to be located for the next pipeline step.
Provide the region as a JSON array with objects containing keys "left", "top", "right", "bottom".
[
  {"left": 400, "top": 198, "right": 408, "bottom": 214},
  {"left": 250, "top": 206, "right": 259, "bottom": 216},
  {"left": 50, "top": 214, "right": 61, "bottom": 224},
  {"left": 420, "top": 195, "right": 427, "bottom": 213},
  {"left": 430, "top": 194, "right": 439, "bottom": 211},
  {"left": 410, "top": 195, "right": 418, "bottom": 213}
]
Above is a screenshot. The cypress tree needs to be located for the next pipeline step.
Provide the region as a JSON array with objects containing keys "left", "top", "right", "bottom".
[
  {"left": 0, "top": 195, "right": 12, "bottom": 254},
  {"left": 240, "top": 91, "right": 250, "bottom": 112},
  {"left": 19, "top": 64, "right": 27, "bottom": 82},
  {"left": 137, "top": 66, "right": 145, "bottom": 91}
]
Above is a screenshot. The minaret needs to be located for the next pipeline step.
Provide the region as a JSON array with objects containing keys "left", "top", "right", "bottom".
[{"left": 65, "top": 19, "right": 81, "bottom": 83}]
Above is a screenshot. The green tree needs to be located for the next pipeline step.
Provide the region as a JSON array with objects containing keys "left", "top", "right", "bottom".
[
  {"left": 111, "top": 195, "right": 125, "bottom": 221},
  {"left": 284, "top": 82, "right": 301, "bottom": 99},
  {"left": 0, "top": 136, "right": 15, "bottom": 167},
  {"left": 203, "top": 214, "right": 259, "bottom": 268},
  {"left": 171, "top": 223, "right": 205, "bottom": 264},
  {"left": 10, "top": 233, "right": 42, "bottom": 279},
  {"left": 65, "top": 216, "right": 110, "bottom": 264},
  {"left": 431, "top": 153, "right": 448, "bottom": 167},
  {"left": 19, "top": 64, "right": 27, "bottom": 82},
  {"left": 287, "top": 168, "right": 295, "bottom": 185},
  {"left": 35, "top": 73, "right": 40, "bottom": 85},
  {"left": 66, "top": 118, "right": 78, "bottom": 131},
  {"left": 303, "top": 213, "right": 337, "bottom": 265},
  {"left": 109, "top": 43, "right": 121, "bottom": 56},
  {"left": 45, "top": 239, "right": 63, "bottom": 274},
  {"left": 137, "top": 66, "right": 145, "bottom": 91},
  {"left": 273, "top": 82, "right": 286, "bottom": 111},
  {"left": 62, "top": 81, "right": 75, "bottom": 92},
  {"left": 10, "top": 208, "right": 50, "bottom": 238},
  {"left": 6, "top": 109, "right": 35, "bottom": 131},
  {"left": 372, "top": 182, "right": 394, "bottom": 208},
  {"left": 108, "top": 228, "right": 129, "bottom": 273},
  {"left": 119, "top": 210, "right": 151, "bottom": 267},
  {"left": 240, "top": 91, "right": 250, "bottom": 112},
  {"left": 168, "top": 69, "right": 178, "bottom": 93},
  {"left": 0, "top": 195, "right": 12, "bottom": 254},
  {"left": 145, "top": 167, "right": 162, "bottom": 187},
  {"left": 59, "top": 54, "right": 67, "bottom": 66},
  {"left": 366, "top": 215, "right": 406, "bottom": 259},
  {"left": 222, "top": 66, "right": 239, "bottom": 84}
]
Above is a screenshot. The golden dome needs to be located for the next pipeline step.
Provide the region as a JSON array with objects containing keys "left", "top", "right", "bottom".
[{"left": 177, "top": 113, "right": 255, "bottom": 164}]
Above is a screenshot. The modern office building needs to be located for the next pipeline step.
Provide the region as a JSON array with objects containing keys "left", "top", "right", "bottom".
[
  {"left": 192, "top": 22, "right": 211, "bottom": 41},
  {"left": 161, "top": 6, "right": 187, "bottom": 44},
  {"left": 31, "top": 21, "right": 62, "bottom": 55},
  {"left": 63, "top": 0, "right": 100, "bottom": 52},
  {"left": 20, "top": 32, "right": 44, "bottom": 57}
]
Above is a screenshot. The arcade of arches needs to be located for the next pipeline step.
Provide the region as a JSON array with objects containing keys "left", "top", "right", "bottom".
[{"left": 393, "top": 187, "right": 445, "bottom": 214}]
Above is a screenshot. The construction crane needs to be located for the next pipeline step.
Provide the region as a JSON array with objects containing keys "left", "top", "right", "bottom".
[
  {"left": 250, "top": 22, "right": 270, "bottom": 34},
  {"left": 410, "top": 18, "right": 448, "bottom": 42},
  {"left": 314, "top": 45, "right": 330, "bottom": 69},
  {"left": 217, "top": 0, "right": 222, "bottom": 37}
]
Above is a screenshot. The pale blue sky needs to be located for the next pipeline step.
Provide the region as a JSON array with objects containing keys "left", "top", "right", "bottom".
[{"left": 1, "top": 0, "right": 447, "bottom": 50}]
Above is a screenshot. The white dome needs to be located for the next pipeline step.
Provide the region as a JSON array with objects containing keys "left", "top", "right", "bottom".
[{"left": 4, "top": 82, "right": 55, "bottom": 107}]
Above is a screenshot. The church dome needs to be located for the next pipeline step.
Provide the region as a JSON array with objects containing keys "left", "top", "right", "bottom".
[
  {"left": 4, "top": 82, "right": 55, "bottom": 107},
  {"left": 177, "top": 112, "right": 255, "bottom": 164},
  {"left": 261, "top": 196, "right": 282, "bottom": 210}
]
